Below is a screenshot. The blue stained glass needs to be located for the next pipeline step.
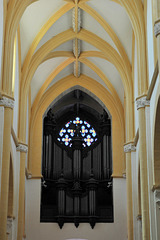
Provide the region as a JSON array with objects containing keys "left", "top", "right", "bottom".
[
  {"left": 65, "top": 122, "right": 70, "bottom": 127},
  {"left": 58, "top": 117, "right": 97, "bottom": 148}
]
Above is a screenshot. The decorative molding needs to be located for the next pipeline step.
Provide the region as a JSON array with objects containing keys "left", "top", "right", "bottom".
[
  {"left": 154, "top": 189, "right": 160, "bottom": 208},
  {"left": 154, "top": 20, "right": 160, "bottom": 37},
  {"left": 73, "top": 39, "right": 81, "bottom": 57},
  {"left": 136, "top": 96, "right": 150, "bottom": 110},
  {"left": 16, "top": 143, "right": 28, "bottom": 153},
  {"left": 0, "top": 96, "right": 14, "bottom": 109},
  {"left": 72, "top": 7, "right": 81, "bottom": 32},
  {"left": 124, "top": 143, "right": 136, "bottom": 153}
]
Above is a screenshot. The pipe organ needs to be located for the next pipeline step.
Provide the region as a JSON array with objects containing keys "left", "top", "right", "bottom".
[{"left": 40, "top": 107, "right": 113, "bottom": 228}]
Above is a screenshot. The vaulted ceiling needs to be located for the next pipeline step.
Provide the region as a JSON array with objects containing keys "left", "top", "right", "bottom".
[{"left": 20, "top": 0, "right": 133, "bottom": 107}]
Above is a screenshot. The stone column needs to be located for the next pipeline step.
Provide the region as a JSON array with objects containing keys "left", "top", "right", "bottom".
[
  {"left": 7, "top": 217, "right": 14, "bottom": 240},
  {"left": 0, "top": 96, "right": 14, "bottom": 240},
  {"left": 136, "top": 96, "right": 150, "bottom": 240},
  {"left": 124, "top": 143, "right": 135, "bottom": 240},
  {"left": 154, "top": 189, "right": 160, "bottom": 240},
  {"left": 137, "top": 215, "right": 142, "bottom": 240},
  {"left": 16, "top": 144, "right": 28, "bottom": 240},
  {"left": 145, "top": 103, "right": 157, "bottom": 240}
]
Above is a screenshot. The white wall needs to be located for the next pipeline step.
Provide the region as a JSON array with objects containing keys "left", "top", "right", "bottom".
[{"left": 25, "top": 178, "right": 127, "bottom": 240}]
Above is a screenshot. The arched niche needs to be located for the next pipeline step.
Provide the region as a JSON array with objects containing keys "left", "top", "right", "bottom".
[{"left": 28, "top": 77, "right": 124, "bottom": 178}]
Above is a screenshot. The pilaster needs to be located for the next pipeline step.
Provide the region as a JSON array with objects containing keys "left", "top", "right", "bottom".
[
  {"left": 136, "top": 215, "right": 142, "bottom": 240},
  {"left": 0, "top": 96, "right": 14, "bottom": 239},
  {"left": 136, "top": 96, "right": 150, "bottom": 240},
  {"left": 7, "top": 217, "right": 14, "bottom": 240},
  {"left": 124, "top": 142, "right": 135, "bottom": 240},
  {"left": 17, "top": 144, "right": 28, "bottom": 240}
]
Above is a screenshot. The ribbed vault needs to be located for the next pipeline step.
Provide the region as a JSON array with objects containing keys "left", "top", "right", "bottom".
[{"left": 17, "top": 0, "right": 138, "bottom": 143}]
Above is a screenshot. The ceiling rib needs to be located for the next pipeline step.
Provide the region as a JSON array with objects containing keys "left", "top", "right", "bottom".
[{"left": 72, "top": 0, "right": 81, "bottom": 78}]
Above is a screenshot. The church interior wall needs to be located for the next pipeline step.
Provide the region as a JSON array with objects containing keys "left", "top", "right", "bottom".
[{"left": 1, "top": 0, "right": 160, "bottom": 239}]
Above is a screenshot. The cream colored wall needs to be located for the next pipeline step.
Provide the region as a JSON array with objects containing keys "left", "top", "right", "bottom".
[{"left": 25, "top": 178, "right": 127, "bottom": 240}]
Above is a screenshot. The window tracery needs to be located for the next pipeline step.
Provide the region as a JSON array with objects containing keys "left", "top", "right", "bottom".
[{"left": 58, "top": 117, "right": 97, "bottom": 147}]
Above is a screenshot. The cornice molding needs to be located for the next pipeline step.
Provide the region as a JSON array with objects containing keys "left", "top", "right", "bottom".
[
  {"left": 16, "top": 143, "right": 28, "bottom": 153},
  {"left": 124, "top": 143, "right": 136, "bottom": 153},
  {"left": 136, "top": 96, "right": 150, "bottom": 110},
  {"left": 0, "top": 96, "right": 14, "bottom": 109},
  {"left": 154, "top": 19, "right": 160, "bottom": 37}
]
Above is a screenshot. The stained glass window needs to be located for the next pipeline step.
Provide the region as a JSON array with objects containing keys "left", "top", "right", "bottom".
[{"left": 58, "top": 117, "right": 97, "bottom": 147}]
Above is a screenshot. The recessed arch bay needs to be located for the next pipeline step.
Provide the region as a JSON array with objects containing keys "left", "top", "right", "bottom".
[{"left": 29, "top": 75, "right": 124, "bottom": 178}]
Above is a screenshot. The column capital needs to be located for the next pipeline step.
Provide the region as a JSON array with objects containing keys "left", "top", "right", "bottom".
[
  {"left": 136, "top": 96, "right": 150, "bottom": 110},
  {"left": 16, "top": 143, "right": 28, "bottom": 153},
  {"left": 124, "top": 142, "right": 136, "bottom": 153},
  {"left": 154, "top": 19, "right": 160, "bottom": 37},
  {"left": 154, "top": 189, "right": 160, "bottom": 208},
  {"left": 0, "top": 96, "right": 14, "bottom": 109}
]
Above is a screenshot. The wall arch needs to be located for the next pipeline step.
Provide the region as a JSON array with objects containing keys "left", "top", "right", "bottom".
[{"left": 28, "top": 75, "right": 124, "bottom": 178}]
